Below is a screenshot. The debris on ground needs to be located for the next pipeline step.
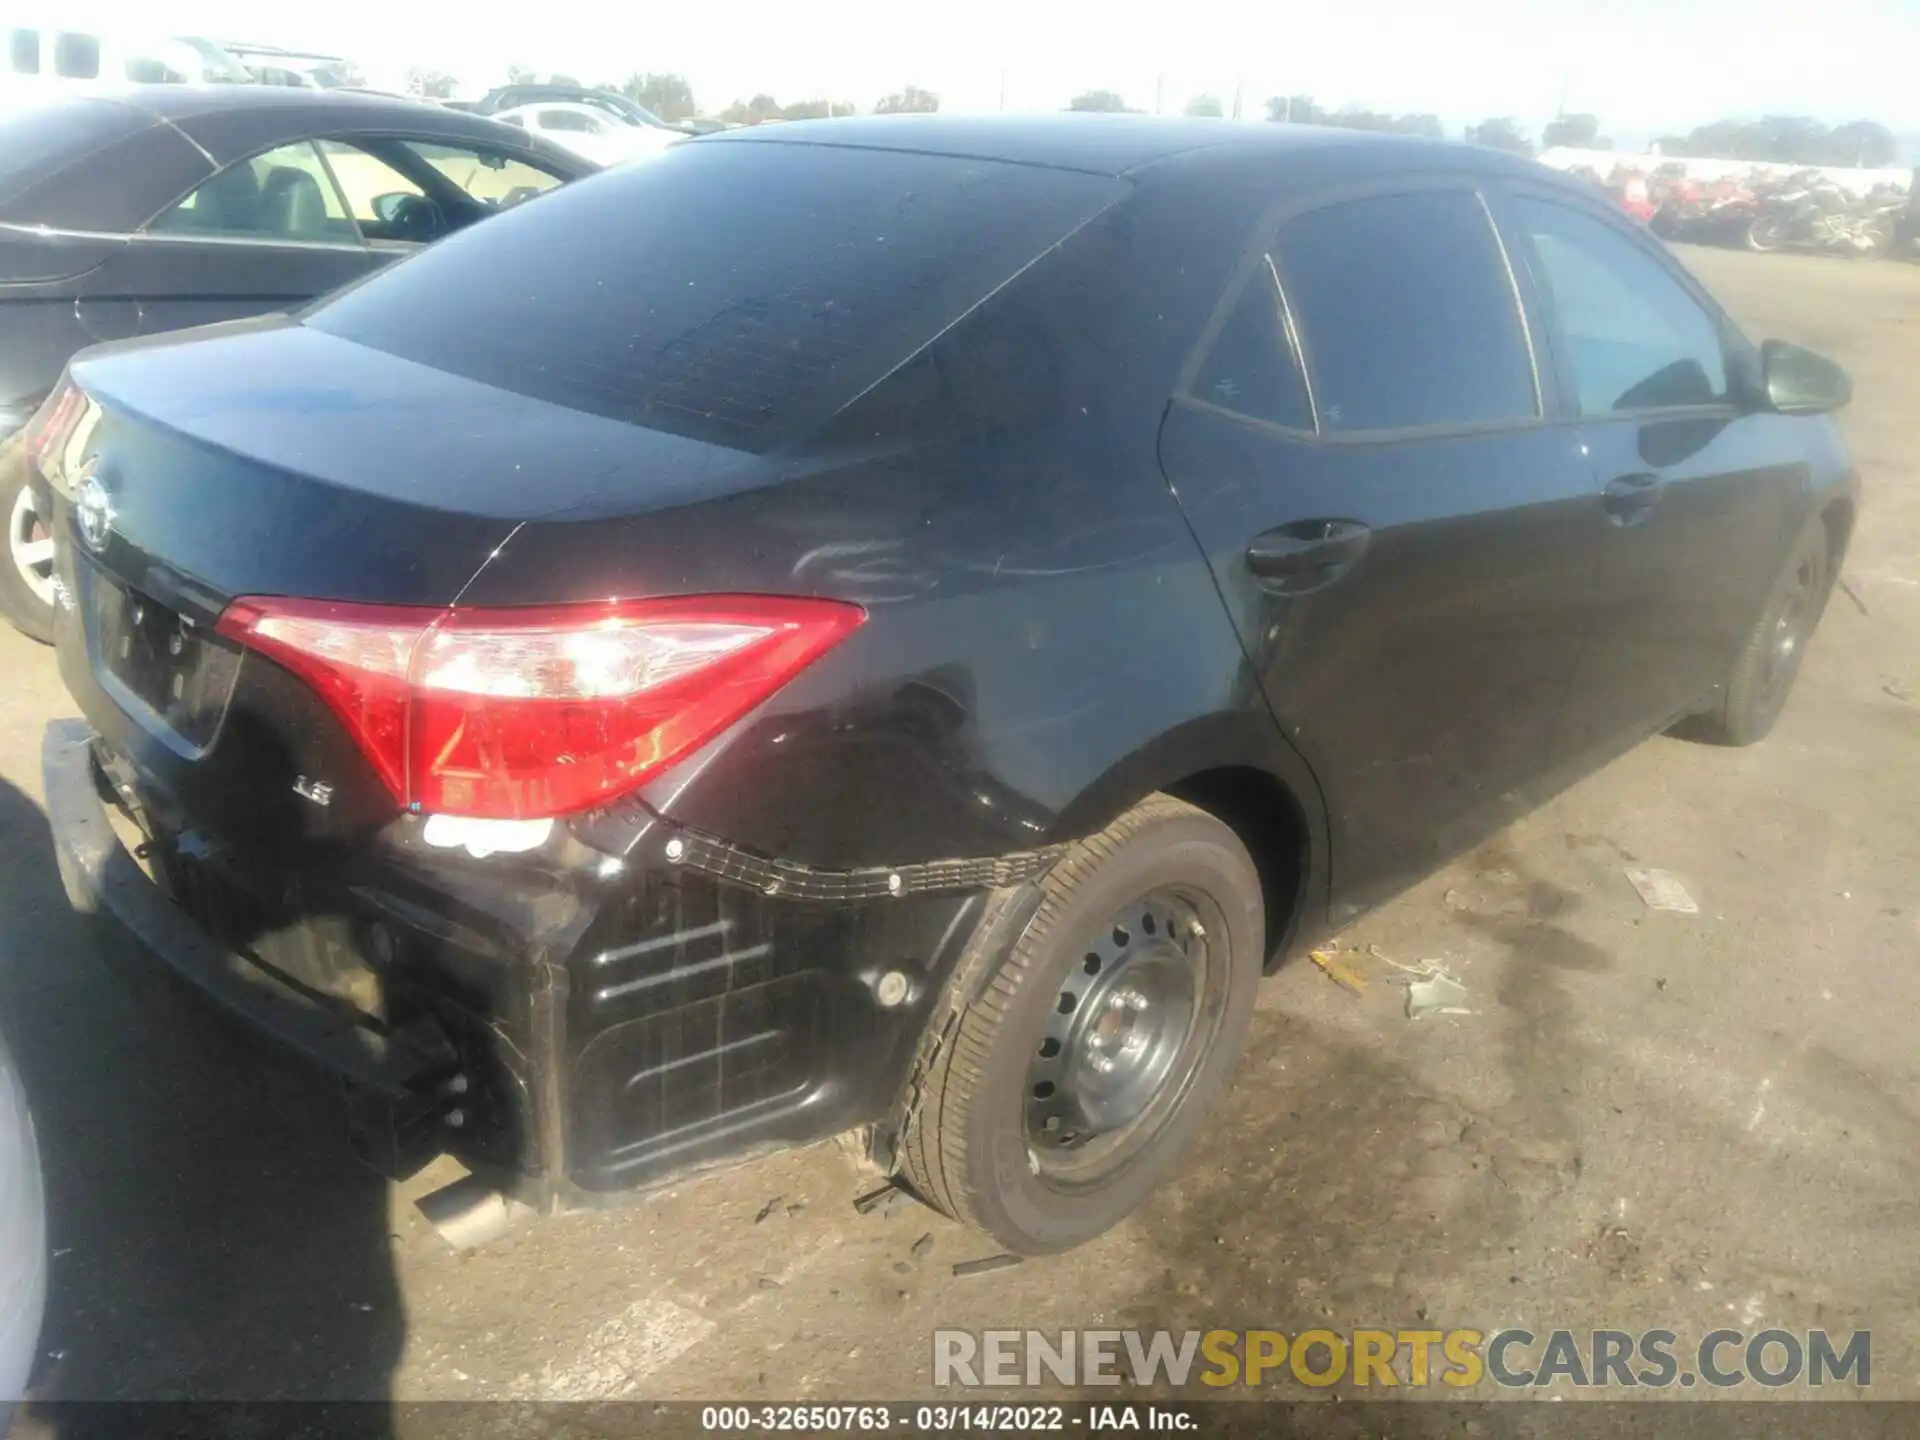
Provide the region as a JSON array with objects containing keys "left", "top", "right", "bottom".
[
  {"left": 1371, "top": 950, "right": 1474, "bottom": 1019},
  {"left": 1836, "top": 577, "right": 1869, "bottom": 616},
  {"left": 756, "top": 1277, "right": 782, "bottom": 1290},
  {"left": 951, "top": 1254, "right": 1023, "bottom": 1279},
  {"left": 853, "top": 1184, "right": 909, "bottom": 1218},
  {"left": 1884, "top": 679, "right": 1913, "bottom": 703},
  {"left": 786, "top": 1202, "right": 806, "bottom": 1218},
  {"left": 1443, "top": 888, "right": 1467, "bottom": 911},
  {"left": 1403, "top": 965, "right": 1472, "bottom": 1020},
  {"left": 910, "top": 1233, "right": 934, "bottom": 1258},
  {"left": 754, "top": 1196, "right": 784, "bottom": 1224},
  {"left": 1309, "top": 947, "right": 1369, "bottom": 996},
  {"left": 1624, "top": 867, "right": 1700, "bottom": 915}
]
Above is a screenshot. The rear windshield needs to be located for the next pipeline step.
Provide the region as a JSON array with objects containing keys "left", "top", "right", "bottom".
[{"left": 306, "top": 141, "right": 1124, "bottom": 451}]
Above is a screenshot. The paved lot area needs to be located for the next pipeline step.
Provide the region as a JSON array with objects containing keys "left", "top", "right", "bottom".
[{"left": 0, "top": 247, "right": 1915, "bottom": 1421}]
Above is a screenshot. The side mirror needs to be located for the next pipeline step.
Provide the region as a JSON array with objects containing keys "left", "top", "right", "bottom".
[{"left": 1761, "top": 339, "right": 1851, "bottom": 414}]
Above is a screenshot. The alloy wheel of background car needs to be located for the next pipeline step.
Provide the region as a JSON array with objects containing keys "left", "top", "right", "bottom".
[
  {"left": 894, "top": 794, "right": 1263, "bottom": 1254},
  {"left": 0, "top": 483, "right": 56, "bottom": 645},
  {"left": 1680, "top": 518, "right": 1830, "bottom": 747}
]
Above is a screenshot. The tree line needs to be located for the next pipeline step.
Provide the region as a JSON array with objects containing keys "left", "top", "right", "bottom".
[
  {"left": 485, "top": 68, "right": 940, "bottom": 123},
  {"left": 1068, "top": 90, "right": 1903, "bottom": 167},
  {"left": 433, "top": 68, "right": 1905, "bottom": 168}
]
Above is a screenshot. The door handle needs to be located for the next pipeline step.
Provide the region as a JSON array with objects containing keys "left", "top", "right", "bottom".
[
  {"left": 1603, "top": 472, "right": 1664, "bottom": 526},
  {"left": 1246, "top": 519, "right": 1371, "bottom": 594}
]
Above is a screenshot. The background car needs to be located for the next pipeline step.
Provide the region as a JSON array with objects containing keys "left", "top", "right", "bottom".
[
  {"left": 0, "top": 1024, "right": 45, "bottom": 1430},
  {"left": 491, "top": 102, "right": 683, "bottom": 165},
  {"left": 0, "top": 86, "right": 596, "bottom": 642},
  {"left": 1, "top": 24, "right": 251, "bottom": 91},
  {"left": 27, "top": 118, "right": 1855, "bottom": 1258},
  {"left": 470, "top": 82, "right": 700, "bottom": 135},
  {"left": 218, "top": 42, "right": 364, "bottom": 90}
]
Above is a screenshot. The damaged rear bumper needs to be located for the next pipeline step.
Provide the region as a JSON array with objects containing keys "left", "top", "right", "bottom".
[{"left": 41, "top": 718, "right": 1051, "bottom": 1215}]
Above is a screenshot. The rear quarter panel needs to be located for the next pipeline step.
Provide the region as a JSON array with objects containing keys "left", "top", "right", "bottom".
[{"left": 464, "top": 172, "right": 1332, "bottom": 877}]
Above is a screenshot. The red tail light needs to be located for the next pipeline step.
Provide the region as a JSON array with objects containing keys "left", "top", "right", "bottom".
[
  {"left": 24, "top": 381, "right": 86, "bottom": 478},
  {"left": 215, "top": 595, "right": 865, "bottom": 819}
]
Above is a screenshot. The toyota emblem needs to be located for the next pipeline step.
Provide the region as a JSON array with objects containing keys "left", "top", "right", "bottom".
[{"left": 74, "top": 469, "right": 114, "bottom": 552}]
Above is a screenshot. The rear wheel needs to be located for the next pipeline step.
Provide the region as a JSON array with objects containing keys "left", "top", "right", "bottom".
[
  {"left": 896, "top": 794, "right": 1263, "bottom": 1254},
  {"left": 1683, "top": 520, "right": 1829, "bottom": 746},
  {"left": 1, "top": 481, "right": 56, "bottom": 645},
  {"left": 1746, "top": 215, "right": 1788, "bottom": 253}
]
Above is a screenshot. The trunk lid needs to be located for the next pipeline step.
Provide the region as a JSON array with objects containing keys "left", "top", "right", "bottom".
[{"left": 53, "top": 317, "right": 762, "bottom": 846}]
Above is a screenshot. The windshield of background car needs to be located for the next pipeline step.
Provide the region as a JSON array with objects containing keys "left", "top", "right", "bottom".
[{"left": 305, "top": 141, "right": 1125, "bottom": 452}]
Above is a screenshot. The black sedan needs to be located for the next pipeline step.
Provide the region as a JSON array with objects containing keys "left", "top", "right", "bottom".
[
  {"left": 30, "top": 117, "right": 1855, "bottom": 1256},
  {"left": 1, "top": 87, "right": 595, "bottom": 642}
]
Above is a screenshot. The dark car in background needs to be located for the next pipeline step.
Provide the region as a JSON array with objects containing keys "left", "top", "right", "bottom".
[
  {"left": 0, "top": 87, "right": 595, "bottom": 642},
  {"left": 30, "top": 118, "right": 1855, "bottom": 1256}
]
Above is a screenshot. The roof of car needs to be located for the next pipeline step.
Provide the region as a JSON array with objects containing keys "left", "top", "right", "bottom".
[
  {"left": 96, "top": 83, "right": 488, "bottom": 126},
  {"left": 711, "top": 113, "right": 1538, "bottom": 181}
]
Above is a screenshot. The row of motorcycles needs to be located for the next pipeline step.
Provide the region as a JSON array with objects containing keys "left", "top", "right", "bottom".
[{"left": 1569, "top": 164, "right": 1915, "bottom": 259}]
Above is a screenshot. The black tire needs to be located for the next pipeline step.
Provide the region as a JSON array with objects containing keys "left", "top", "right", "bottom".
[
  {"left": 895, "top": 794, "right": 1263, "bottom": 1254},
  {"left": 1684, "top": 519, "right": 1829, "bottom": 746},
  {"left": 1, "top": 479, "right": 55, "bottom": 645},
  {"left": 1746, "top": 215, "right": 1788, "bottom": 253}
]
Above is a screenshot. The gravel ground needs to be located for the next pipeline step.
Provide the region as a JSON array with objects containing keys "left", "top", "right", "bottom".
[{"left": 0, "top": 245, "right": 1914, "bottom": 1425}]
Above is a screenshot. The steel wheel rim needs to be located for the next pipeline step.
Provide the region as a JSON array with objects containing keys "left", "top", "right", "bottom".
[
  {"left": 1025, "top": 890, "right": 1221, "bottom": 1181},
  {"left": 1760, "top": 554, "right": 1815, "bottom": 709},
  {"left": 7, "top": 485, "right": 55, "bottom": 608}
]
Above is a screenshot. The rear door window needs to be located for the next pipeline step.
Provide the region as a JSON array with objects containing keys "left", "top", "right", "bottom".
[
  {"left": 149, "top": 142, "right": 357, "bottom": 243},
  {"left": 1273, "top": 189, "right": 1537, "bottom": 433},
  {"left": 1511, "top": 196, "right": 1729, "bottom": 414},
  {"left": 1187, "top": 256, "right": 1314, "bottom": 431},
  {"left": 307, "top": 143, "right": 1124, "bottom": 451}
]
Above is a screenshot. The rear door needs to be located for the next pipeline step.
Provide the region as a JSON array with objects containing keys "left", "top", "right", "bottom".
[
  {"left": 1495, "top": 187, "right": 1802, "bottom": 753},
  {"left": 98, "top": 140, "right": 379, "bottom": 336},
  {"left": 1159, "top": 179, "right": 1605, "bottom": 916}
]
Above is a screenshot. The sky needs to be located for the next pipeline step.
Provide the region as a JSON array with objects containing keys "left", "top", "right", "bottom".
[{"left": 39, "top": 0, "right": 1920, "bottom": 140}]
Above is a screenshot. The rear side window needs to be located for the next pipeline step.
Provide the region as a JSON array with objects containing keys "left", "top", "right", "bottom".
[
  {"left": 1189, "top": 256, "right": 1313, "bottom": 430},
  {"left": 1513, "top": 197, "right": 1729, "bottom": 414},
  {"left": 52, "top": 32, "right": 100, "bottom": 79},
  {"left": 1274, "top": 190, "right": 1537, "bottom": 433},
  {"left": 308, "top": 143, "right": 1124, "bottom": 451},
  {"left": 9, "top": 29, "right": 39, "bottom": 74},
  {"left": 150, "top": 142, "right": 356, "bottom": 242}
]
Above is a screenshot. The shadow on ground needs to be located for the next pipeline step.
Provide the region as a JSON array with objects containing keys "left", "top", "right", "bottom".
[{"left": 0, "top": 774, "right": 402, "bottom": 1430}]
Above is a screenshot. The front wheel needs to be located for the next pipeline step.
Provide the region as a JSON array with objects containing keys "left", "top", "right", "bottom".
[
  {"left": 1682, "top": 520, "right": 1829, "bottom": 746},
  {"left": 1746, "top": 215, "right": 1789, "bottom": 252},
  {"left": 1, "top": 481, "right": 56, "bottom": 645},
  {"left": 895, "top": 794, "right": 1263, "bottom": 1254}
]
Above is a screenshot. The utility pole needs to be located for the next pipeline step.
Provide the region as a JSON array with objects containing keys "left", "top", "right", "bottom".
[
  {"left": 998, "top": 68, "right": 1007, "bottom": 113},
  {"left": 1230, "top": 73, "right": 1243, "bottom": 121},
  {"left": 1155, "top": 72, "right": 1165, "bottom": 115}
]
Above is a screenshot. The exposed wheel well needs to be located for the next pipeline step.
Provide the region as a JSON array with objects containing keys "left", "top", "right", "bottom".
[{"left": 1165, "top": 767, "right": 1309, "bottom": 969}]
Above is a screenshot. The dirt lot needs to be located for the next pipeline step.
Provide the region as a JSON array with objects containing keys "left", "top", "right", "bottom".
[{"left": 0, "top": 246, "right": 1915, "bottom": 1421}]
